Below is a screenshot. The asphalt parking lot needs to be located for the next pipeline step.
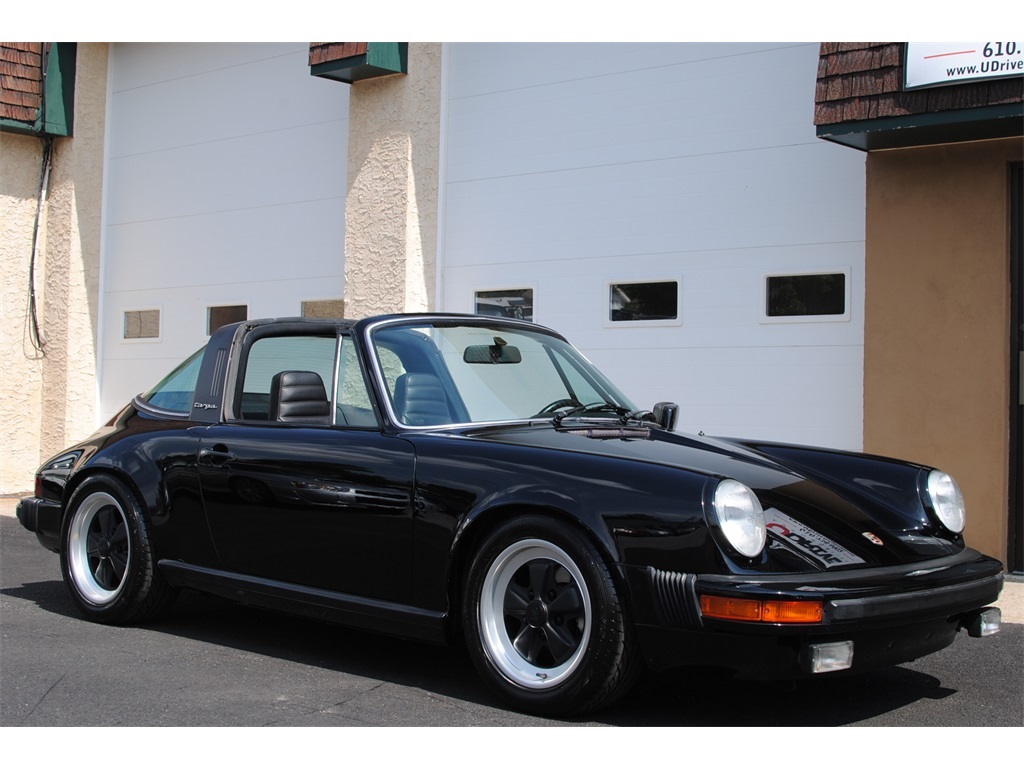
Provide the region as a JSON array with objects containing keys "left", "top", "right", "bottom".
[{"left": 1, "top": 502, "right": 1021, "bottom": 729}]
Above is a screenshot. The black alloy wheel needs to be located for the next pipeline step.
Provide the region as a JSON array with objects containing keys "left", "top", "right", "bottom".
[
  {"left": 60, "top": 475, "right": 177, "bottom": 624},
  {"left": 463, "top": 515, "right": 639, "bottom": 716}
]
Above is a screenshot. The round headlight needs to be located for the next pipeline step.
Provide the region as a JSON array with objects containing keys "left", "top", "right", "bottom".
[
  {"left": 712, "top": 479, "right": 767, "bottom": 558},
  {"left": 926, "top": 470, "right": 966, "bottom": 534}
]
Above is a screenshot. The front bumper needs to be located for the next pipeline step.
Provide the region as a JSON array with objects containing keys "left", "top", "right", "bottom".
[
  {"left": 630, "top": 548, "right": 1004, "bottom": 678},
  {"left": 17, "top": 496, "right": 62, "bottom": 552}
]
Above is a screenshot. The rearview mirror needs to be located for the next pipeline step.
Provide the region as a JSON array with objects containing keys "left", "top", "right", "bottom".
[{"left": 463, "top": 342, "right": 522, "bottom": 364}]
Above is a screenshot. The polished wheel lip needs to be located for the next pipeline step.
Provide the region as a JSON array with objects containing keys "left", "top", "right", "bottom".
[
  {"left": 68, "top": 491, "right": 130, "bottom": 606},
  {"left": 479, "top": 538, "right": 591, "bottom": 690}
]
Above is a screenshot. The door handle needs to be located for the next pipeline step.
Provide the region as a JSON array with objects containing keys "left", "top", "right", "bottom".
[{"left": 200, "top": 445, "right": 236, "bottom": 464}]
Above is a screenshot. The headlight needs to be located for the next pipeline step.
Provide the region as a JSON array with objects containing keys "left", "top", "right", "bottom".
[
  {"left": 925, "top": 470, "right": 966, "bottom": 534},
  {"left": 710, "top": 479, "right": 767, "bottom": 558}
]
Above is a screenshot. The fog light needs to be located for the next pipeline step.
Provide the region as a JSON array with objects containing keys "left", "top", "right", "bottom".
[
  {"left": 807, "top": 641, "right": 854, "bottom": 673},
  {"left": 966, "top": 607, "right": 1001, "bottom": 637}
]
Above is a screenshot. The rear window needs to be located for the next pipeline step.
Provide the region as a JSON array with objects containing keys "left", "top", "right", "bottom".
[{"left": 140, "top": 346, "right": 205, "bottom": 414}]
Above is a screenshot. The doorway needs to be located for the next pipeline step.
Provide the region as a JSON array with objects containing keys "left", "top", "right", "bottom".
[{"left": 1010, "top": 162, "right": 1023, "bottom": 573}]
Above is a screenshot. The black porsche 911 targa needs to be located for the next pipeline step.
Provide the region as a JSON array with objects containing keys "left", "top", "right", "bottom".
[{"left": 18, "top": 314, "right": 1003, "bottom": 715}]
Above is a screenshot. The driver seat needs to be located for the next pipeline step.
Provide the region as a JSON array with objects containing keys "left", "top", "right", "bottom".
[{"left": 270, "top": 370, "right": 331, "bottom": 424}]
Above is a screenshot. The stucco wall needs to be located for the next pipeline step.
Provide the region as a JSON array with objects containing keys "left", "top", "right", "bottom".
[
  {"left": 864, "top": 137, "right": 1022, "bottom": 561},
  {"left": 1, "top": 132, "right": 46, "bottom": 493},
  {"left": 0, "top": 43, "right": 108, "bottom": 494},
  {"left": 344, "top": 43, "right": 441, "bottom": 317}
]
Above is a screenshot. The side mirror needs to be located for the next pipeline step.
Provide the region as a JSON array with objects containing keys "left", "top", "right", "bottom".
[{"left": 652, "top": 402, "right": 679, "bottom": 431}]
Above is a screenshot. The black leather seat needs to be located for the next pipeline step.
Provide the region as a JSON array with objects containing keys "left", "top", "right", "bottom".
[
  {"left": 269, "top": 370, "right": 331, "bottom": 424},
  {"left": 394, "top": 372, "right": 453, "bottom": 426}
]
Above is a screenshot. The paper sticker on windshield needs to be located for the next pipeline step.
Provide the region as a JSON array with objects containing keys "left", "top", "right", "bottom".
[{"left": 765, "top": 508, "right": 865, "bottom": 568}]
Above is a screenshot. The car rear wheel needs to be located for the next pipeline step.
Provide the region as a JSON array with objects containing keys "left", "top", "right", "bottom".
[
  {"left": 463, "top": 516, "right": 639, "bottom": 716},
  {"left": 60, "top": 476, "right": 176, "bottom": 624}
]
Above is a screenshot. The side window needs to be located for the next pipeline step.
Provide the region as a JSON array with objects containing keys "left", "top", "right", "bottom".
[
  {"left": 140, "top": 346, "right": 205, "bottom": 414},
  {"left": 336, "top": 336, "right": 379, "bottom": 427},
  {"left": 238, "top": 336, "right": 336, "bottom": 421}
]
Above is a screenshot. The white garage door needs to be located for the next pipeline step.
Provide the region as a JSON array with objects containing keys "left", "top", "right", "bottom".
[
  {"left": 440, "top": 43, "right": 866, "bottom": 449},
  {"left": 99, "top": 43, "right": 348, "bottom": 421}
]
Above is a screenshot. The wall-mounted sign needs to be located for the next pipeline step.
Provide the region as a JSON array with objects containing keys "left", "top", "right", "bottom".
[{"left": 905, "top": 42, "right": 1023, "bottom": 89}]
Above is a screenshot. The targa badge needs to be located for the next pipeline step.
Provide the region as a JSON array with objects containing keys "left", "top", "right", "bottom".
[{"left": 862, "top": 531, "right": 884, "bottom": 546}]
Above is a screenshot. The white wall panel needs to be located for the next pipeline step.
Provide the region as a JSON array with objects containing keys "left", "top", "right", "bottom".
[
  {"left": 100, "top": 43, "right": 348, "bottom": 421},
  {"left": 441, "top": 43, "right": 866, "bottom": 450},
  {"left": 108, "top": 44, "right": 344, "bottom": 157}
]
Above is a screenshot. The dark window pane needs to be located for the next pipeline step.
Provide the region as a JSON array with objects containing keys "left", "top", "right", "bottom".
[
  {"left": 207, "top": 304, "right": 247, "bottom": 334},
  {"left": 475, "top": 289, "right": 533, "bottom": 322},
  {"left": 609, "top": 281, "right": 678, "bottom": 322},
  {"left": 766, "top": 274, "right": 846, "bottom": 317}
]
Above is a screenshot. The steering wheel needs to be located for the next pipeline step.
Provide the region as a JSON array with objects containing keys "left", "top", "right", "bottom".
[{"left": 533, "top": 399, "right": 581, "bottom": 417}]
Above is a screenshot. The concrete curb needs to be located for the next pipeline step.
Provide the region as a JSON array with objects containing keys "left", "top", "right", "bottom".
[{"left": 3, "top": 496, "right": 1021, "bottom": 623}]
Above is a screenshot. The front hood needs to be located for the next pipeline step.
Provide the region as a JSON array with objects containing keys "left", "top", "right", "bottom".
[{"left": 441, "top": 421, "right": 960, "bottom": 568}]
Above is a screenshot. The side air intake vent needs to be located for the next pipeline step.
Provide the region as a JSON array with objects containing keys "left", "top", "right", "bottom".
[{"left": 649, "top": 568, "right": 700, "bottom": 628}]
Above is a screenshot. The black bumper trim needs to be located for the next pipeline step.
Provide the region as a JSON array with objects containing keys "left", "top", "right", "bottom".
[
  {"left": 827, "top": 574, "right": 1003, "bottom": 621},
  {"left": 684, "top": 548, "right": 1004, "bottom": 629},
  {"left": 16, "top": 496, "right": 62, "bottom": 552}
]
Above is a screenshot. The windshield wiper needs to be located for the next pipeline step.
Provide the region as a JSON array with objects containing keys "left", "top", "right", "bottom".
[{"left": 553, "top": 401, "right": 633, "bottom": 425}]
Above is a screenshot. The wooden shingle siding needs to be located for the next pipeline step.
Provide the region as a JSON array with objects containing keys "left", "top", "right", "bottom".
[
  {"left": 309, "top": 43, "right": 367, "bottom": 67},
  {"left": 0, "top": 42, "right": 44, "bottom": 123},
  {"left": 815, "top": 42, "right": 1023, "bottom": 127}
]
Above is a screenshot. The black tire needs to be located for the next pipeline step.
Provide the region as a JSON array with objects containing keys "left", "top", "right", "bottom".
[
  {"left": 462, "top": 515, "right": 640, "bottom": 716},
  {"left": 59, "top": 475, "right": 177, "bottom": 624}
]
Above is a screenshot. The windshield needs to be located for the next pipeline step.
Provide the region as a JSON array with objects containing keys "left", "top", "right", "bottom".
[{"left": 370, "top": 320, "right": 636, "bottom": 427}]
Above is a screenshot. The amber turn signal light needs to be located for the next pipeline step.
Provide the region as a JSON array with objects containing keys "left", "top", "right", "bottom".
[{"left": 700, "top": 595, "right": 823, "bottom": 624}]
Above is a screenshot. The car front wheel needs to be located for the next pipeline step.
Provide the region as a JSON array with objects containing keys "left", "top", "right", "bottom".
[
  {"left": 463, "top": 516, "right": 639, "bottom": 716},
  {"left": 60, "top": 476, "right": 176, "bottom": 624}
]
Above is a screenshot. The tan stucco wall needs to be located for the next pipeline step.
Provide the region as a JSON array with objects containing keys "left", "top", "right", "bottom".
[
  {"left": 1, "top": 132, "right": 45, "bottom": 493},
  {"left": 344, "top": 43, "right": 442, "bottom": 317},
  {"left": 0, "top": 43, "right": 108, "bottom": 495},
  {"left": 864, "top": 137, "right": 1022, "bottom": 562}
]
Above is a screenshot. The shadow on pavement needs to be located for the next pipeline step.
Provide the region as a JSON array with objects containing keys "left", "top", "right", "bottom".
[{"left": 2, "top": 575, "right": 977, "bottom": 726}]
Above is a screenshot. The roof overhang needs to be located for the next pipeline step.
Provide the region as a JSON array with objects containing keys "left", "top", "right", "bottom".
[{"left": 817, "top": 101, "right": 1022, "bottom": 151}]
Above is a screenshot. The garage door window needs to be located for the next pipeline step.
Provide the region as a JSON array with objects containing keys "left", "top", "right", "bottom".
[
  {"left": 123, "top": 309, "right": 160, "bottom": 340},
  {"left": 475, "top": 288, "right": 534, "bottom": 322},
  {"left": 764, "top": 271, "right": 849, "bottom": 322},
  {"left": 208, "top": 304, "right": 248, "bottom": 335},
  {"left": 608, "top": 280, "right": 681, "bottom": 326}
]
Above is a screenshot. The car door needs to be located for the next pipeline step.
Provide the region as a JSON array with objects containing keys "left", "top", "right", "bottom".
[{"left": 198, "top": 331, "right": 416, "bottom": 603}]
